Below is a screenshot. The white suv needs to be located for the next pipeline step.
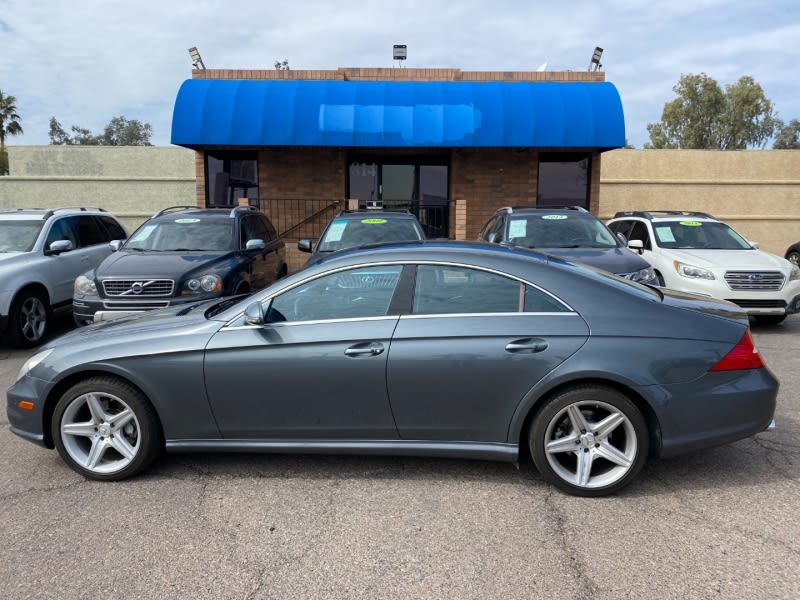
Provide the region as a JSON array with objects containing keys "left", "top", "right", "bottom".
[
  {"left": 0, "top": 207, "right": 128, "bottom": 347},
  {"left": 607, "top": 211, "right": 800, "bottom": 325}
]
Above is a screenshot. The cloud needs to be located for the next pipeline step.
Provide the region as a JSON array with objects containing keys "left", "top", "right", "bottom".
[{"left": 1, "top": 0, "right": 797, "bottom": 149}]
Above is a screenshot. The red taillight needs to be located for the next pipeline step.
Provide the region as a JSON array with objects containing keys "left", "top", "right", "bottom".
[{"left": 710, "top": 330, "right": 765, "bottom": 371}]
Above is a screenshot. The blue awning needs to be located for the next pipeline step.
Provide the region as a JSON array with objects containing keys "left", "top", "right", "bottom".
[{"left": 171, "top": 79, "right": 625, "bottom": 149}]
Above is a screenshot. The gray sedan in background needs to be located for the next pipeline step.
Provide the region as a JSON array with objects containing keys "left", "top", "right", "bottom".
[{"left": 6, "top": 241, "right": 777, "bottom": 496}]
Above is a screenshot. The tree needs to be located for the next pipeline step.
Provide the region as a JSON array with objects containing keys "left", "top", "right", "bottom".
[
  {"left": 274, "top": 59, "right": 290, "bottom": 70},
  {"left": 48, "top": 115, "right": 152, "bottom": 146},
  {"left": 773, "top": 119, "right": 800, "bottom": 149},
  {"left": 0, "top": 89, "right": 24, "bottom": 175},
  {"left": 645, "top": 73, "right": 778, "bottom": 149}
]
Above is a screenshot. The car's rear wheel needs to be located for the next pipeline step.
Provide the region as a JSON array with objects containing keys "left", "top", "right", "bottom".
[
  {"left": 8, "top": 289, "right": 49, "bottom": 348},
  {"left": 52, "top": 377, "right": 162, "bottom": 481},
  {"left": 753, "top": 314, "right": 786, "bottom": 326},
  {"left": 529, "top": 385, "right": 648, "bottom": 497}
]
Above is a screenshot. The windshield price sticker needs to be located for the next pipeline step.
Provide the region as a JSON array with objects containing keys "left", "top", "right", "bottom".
[
  {"left": 508, "top": 219, "right": 527, "bottom": 238},
  {"left": 655, "top": 226, "right": 676, "bottom": 242},
  {"left": 174, "top": 218, "right": 200, "bottom": 224},
  {"left": 679, "top": 221, "right": 702, "bottom": 227},
  {"left": 542, "top": 215, "right": 568, "bottom": 220},
  {"left": 361, "top": 218, "right": 387, "bottom": 224},
  {"left": 326, "top": 221, "right": 347, "bottom": 242}
]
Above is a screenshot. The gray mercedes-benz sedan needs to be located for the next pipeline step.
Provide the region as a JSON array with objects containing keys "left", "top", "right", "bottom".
[{"left": 7, "top": 241, "right": 778, "bottom": 496}]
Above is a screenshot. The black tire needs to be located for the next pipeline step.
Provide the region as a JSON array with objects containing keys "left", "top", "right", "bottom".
[
  {"left": 8, "top": 289, "right": 50, "bottom": 348},
  {"left": 753, "top": 315, "right": 786, "bottom": 326},
  {"left": 52, "top": 376, "right": 163, "bottom": 481},
  {"left": 787, "top": 250, "right": 799, "bottom": 266},
  {"left": 529, "top": 385, "right": 649, "bottom": 497},
  {"left": 655, "top": 272, "right": 666, "bottom": 287}
]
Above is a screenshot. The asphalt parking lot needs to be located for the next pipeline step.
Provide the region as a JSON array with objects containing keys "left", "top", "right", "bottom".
[{"left": 1, "top": 315, "right": 798, "bottom": 599}]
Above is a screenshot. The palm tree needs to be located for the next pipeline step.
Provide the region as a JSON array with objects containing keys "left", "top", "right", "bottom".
[{"left": 0, "top": 89, "right": 24, "bottom": 175}]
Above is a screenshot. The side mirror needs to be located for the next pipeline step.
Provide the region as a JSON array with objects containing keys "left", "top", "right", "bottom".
[
  {"left": 298, "top": 239, "right": 313, "bottom": 253},
  {"left": 244, "top": 301, "right": 265, "bottom": 326},
  {"left": 627, "top": 239, "right": 644, "bottom": 254},
  {"left": 615, "top": 232, "right": 628, "bottom": 246},
  {"left": 109, "top": 239, "right": 124, "bottom": 252},
  {"left": 47, "top": 239, "right": 73, "bottom": 255},
  {"left": 246, "top": 239, "right": 266, "bottom": 251}
]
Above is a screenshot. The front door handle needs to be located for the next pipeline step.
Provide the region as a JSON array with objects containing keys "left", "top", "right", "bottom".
[
  {"left": 505, "top": 338, "right": 548, "bottom": 353},
  {"left": 345, "top": 342, "right": 384, "bottom": 357}
]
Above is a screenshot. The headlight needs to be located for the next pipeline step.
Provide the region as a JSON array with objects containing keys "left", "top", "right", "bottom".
[
  {"left": 673, "top": 261, "right": 715, "bottom": 280},
  {"left": 74, "top": 275, "right": 98, "bottom": 296},
  {"left": 17, "top": 348, "right": 54, "bottom": 381},
  {"left": 628, "top": 267, "right": 656, "bottom": 283},
  {"left": 790, "top": 265, "right": 800, "bottom": 281},
  {"left": 182, "top": 274, "right": 223, "bottom": 295}
]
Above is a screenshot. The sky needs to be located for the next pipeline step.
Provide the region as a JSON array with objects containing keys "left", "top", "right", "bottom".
[{"left": 1, "top": 0, "right": 798, "bottom": 149}]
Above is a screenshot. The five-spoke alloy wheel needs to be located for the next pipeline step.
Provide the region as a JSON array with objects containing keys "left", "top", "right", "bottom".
[
  {"left": 9, "top": 290, "right": 49, "bottom": 348},
  {"left": 52, "top": 377, "right": 162, "bottom": 481},
  {"left": 530, "top": 386, "right": 648, "bottom": 497}
]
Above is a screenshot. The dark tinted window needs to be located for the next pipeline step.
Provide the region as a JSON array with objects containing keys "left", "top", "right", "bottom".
[
  {"left": 537, "top": 154, "right": 591, "bottom": 208},
  {"left": 98, "top": 215, "right": 127, "bottom": 240},
  {"left": 627, "top": 222, "right": 651, "bottom": 250},
  {"left": 413, "top": 265, "right": 520, "bottom": 314},
  {"left": 75, "top": 215, "right": 107, "bottom": 246},
  {"left": 44, "top": 217, "right": 79, "bottom": 249},
  {"left": 269, "top": 266, "right": 403, "bottom": 322},
  {"left": 523, "top": 285, "right": 570, "bottom": 312}
]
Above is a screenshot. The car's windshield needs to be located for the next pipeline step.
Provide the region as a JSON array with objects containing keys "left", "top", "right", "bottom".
[
  {"left": 0, "top": 220, "right": 44, "bottom": 252},
  {"left": 317, "top": 216, "right": 424, "bottom": 253},
  {"left": 653, "top": 220, "right": 752, "bottom": 250},
  {"left": 125, "top": 217, "right": 235, "bottom": 252},
  {"left": 507, "top": 214, "right": 618, "bottom": 248}
]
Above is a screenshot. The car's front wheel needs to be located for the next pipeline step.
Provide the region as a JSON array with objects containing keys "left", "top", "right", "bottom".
[
  {"left": 8, "top": 289, "right": 49, "bottom": 348},
  {"left": 787, "top": 250, "right": 799, "bottom": 266},
  {"left": 52, "top": 376, "right": 163, "bottom": 481},
  {"left": 529, "top": 385, "right": 649, "bottom": 497}
]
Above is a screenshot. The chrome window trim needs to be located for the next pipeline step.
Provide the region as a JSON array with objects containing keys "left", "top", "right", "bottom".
[
  {"left": 224, "top": 259, "right": 574, "bottom": 326},
  {"left": 220, "top": 315, "right": 399, "bottom": 331},
  {"left": 401, "top": 312, "right": 580, "bottom": 320}
]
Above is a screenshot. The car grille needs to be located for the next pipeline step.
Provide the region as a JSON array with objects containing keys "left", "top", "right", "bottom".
[
  {"left": 102, "top": 300, "right": 171, "bottom": 309},
  {"left": 102, "top": 279, "right": 175, "bottom": 297},
  {"left": 724, "top": 271, "right": 784, "bottom": 291},
  {"left": 726, "top": 299, "right": 787, "bottom": 309}
]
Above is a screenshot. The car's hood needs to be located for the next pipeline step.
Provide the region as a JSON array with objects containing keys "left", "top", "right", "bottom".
[
  {"left": 45, "top": 299, "right": 227, "bottom": 350},
  {"left": 0, "top": 252, "right": 33, "bottom": 269},
  {"left": 95, "top": 250, "right": 234, "bottom": 278},
  {"left": 539, "top": 247, "right": 649, "bottom": 275},
  {"left": 667, "top": 248, "right": 790, "bottom": 271}
]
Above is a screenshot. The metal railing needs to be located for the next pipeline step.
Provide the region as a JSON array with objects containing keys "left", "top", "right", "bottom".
[{"left": 259, "top": 198, "right": 342, "bottom": 239}]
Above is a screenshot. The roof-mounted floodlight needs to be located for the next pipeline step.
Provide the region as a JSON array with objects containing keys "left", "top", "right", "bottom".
[
  {"left": 188, "top": 47, "right": 206, "bottom": 71},
  {"left": 588, "top": 46, "right": 603, "bottom": 72},
  {"left": 393, "top": 44, "right": 407, "bottom": 68}
]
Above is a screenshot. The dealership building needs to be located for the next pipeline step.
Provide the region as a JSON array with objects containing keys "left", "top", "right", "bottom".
[{"left": 169, "top": 64, "right": 624, "bottom": 265}]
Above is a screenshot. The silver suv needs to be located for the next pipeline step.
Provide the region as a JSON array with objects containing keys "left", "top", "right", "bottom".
[{"left": 0, "top": 207, "right": 128, "bottom": 347}]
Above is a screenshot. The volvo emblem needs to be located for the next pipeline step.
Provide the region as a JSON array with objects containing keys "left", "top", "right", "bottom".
[{"left": 130, "top": 282, "right": 144, "bottom": 294}]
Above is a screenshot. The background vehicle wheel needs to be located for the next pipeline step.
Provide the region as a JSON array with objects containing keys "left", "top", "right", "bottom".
[
  {"left": 786, "top": 250, "right": 799, "bottom": 266},
  {"left": 529, "top": 385, "right": 649, "bottom": 497},
  {"left": 655, "top": 272, "right": 666, "bottom": 287},
  {"left": 753, "top": 315, "right": 786, "bottom": 326},
  {"left": 8, "top": 289, "right": 49, "bottom": 348},
  {"left": 52, "top": 376, "right": 163, "bottom": 481}
]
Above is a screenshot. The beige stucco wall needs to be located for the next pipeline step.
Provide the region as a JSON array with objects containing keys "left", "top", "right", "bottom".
[
  {"left": 2, "top": 146, "right": 798, "bottom": 258},
  {"left": 599, "top": 149, "right": 800, "bottom": 256},
  {"left": 0, "top": 146, "right": 196, "bottom": 231}
]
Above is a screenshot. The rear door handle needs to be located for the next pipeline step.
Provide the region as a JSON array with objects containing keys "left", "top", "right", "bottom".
[
  {"left": 345, "top": 342, "right": 385, "bottom": 357},
  {"left": 505, "top": 338, "right": 548, "bottom": 353}
]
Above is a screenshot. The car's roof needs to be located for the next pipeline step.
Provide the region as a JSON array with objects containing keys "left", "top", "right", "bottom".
[
  {"left": 497, "top": 206, "right": 595, "bottom": 217},
  {"left": 611, "top": 211, "right": 719, "bottom": 223},
  {"left": 0, "top": 207, "right": 112, "bottom": 220},
  {"left": 333, "top": 210, "right": 418, "bottom": 220},
  {"left": 149, "top": 205, "right": 264, "bottom": 221}
]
